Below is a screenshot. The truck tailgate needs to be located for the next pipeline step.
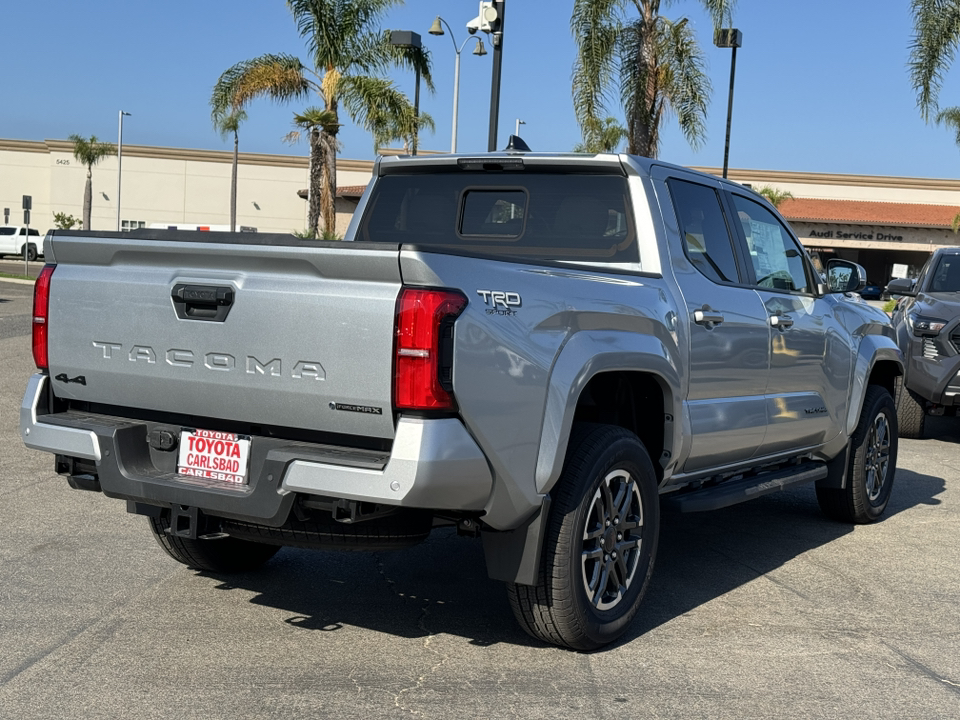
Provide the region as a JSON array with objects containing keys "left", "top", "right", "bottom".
[{"left": 45, "top": 234, "right": 401, "bottom": 439}]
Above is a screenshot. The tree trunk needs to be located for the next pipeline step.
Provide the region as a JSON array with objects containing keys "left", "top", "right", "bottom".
[
  {"left": 320, "top": 129, "right": 338, "bottom": 238},
  {"left": 629, "top": 3, "right": 659, "bottom": 158},
  {"left": 231, "top": 131, "right": 238, "bottom": 233},
  {"left": 307, "top": 128, "right": 324, "bottom": 237},
  {"left": 83, "top": 167, "right": 93, "bottom": 231}
]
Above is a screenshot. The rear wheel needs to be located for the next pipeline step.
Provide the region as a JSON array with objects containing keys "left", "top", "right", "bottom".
[
  {"left": 507, "top": 424, "right": 659, "bottom": 650},
  {"left": 148, "top": 514, "right": 280, "bottom": 573},
  {"left": 894, "top": 375, "right": 926, "bottom": 439},
  {"left": 817, "top": 385, "right": 897, "bottom": 523}
]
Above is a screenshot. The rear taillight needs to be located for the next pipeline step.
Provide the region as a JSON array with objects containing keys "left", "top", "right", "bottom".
[
  {"left": 32, "top": 264, "right": 55, "bottom": 370},
  {"left": 394, "top": 288, "right": 467, "bottom": 411}
]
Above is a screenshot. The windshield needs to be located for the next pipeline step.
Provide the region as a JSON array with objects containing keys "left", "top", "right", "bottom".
[{"left": 929, "top": 255, "right": 960, "bottom": 292}]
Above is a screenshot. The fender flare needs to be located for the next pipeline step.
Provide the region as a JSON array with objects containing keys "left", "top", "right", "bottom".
[
  {"left": 534, "top": 330, "right": 682, "bottom": 495},
  {"left": 845, "top": 336, "right": 903, "bottom": 437}
]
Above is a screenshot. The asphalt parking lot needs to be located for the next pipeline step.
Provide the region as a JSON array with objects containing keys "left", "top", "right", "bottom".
[
  {"left": 0, "top": 258, "right": 43, "bottom": 279},
  {"left": 1, "top": 277, "right": 958, "bottom": 719}
]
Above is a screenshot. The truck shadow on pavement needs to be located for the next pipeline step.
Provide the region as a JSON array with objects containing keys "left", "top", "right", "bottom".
[{"left": 200, "top": 468, "right": 945, "bottom": 650}]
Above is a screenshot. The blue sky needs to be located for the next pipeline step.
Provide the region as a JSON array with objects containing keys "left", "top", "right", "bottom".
[{"left": 6, "top": 0, "right": 960, "bottom": 179}]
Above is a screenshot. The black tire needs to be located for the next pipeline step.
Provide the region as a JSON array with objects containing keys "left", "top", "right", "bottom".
[
  {"left": 507, "top": 424, "right": 659, "bottom": 650},
  {"left": 817, "top": 385, "right": 898, "bottom": 524},
  {"left": 21, "top": 244, "right": 38, "bottom": 262},
  {"left": 894, "top": 375, "right": 926, "bottom": 439},
  {"left": 148, "top": 515, "right": 280, "bottom": 573}
]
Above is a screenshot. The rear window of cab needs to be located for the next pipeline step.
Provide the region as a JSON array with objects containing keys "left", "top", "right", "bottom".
[{"left": 357, "top": 172, "right": 637, "bottom": 263}]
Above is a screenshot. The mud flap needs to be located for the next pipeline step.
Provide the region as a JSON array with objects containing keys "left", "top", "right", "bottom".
[
  {"left": 817, "top": 443, "right": 851, "bottom": 490},
  {"left": 481, "top": 496, "right": 551, "bottom": 586}
]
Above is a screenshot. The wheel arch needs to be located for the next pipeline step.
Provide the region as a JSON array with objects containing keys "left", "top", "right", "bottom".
[
  {"left": 846, "top": 337, "right": 903, "bottom": 437},
  {"left": 534, "top": 331, "right": 681, "bottom": 496}
]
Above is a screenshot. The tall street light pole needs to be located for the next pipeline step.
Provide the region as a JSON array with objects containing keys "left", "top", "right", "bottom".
[
  {"left": 389, "top": 31, "right": 422, "bottom": 155},
  {"left": 484, "top": 1, "right": 505, "bottom": 151},
  {"left": 429, "top": 16, "right": 487, "bottom": 153},
  {"left": 714, "top": 28, "right": 742, "bottom": 179},
  {"left": 117, "top": 110, "right": 131, "bottom": 231}
]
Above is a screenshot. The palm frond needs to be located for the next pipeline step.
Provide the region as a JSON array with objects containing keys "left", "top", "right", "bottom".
[
  {"left": 293, "top": 106, "right": 342, "bottom": 132},
  {"left": 909, "top": 0, "right": 960, "bottom": 120},
  {"left": 69, "top": 134, "right": 116, "bottom": 168},
  {"left": 572, "top": 0, "right": 625, "bottom": 146},
  {"left": 339, "top": 75, "right": 432, "bottom": 152},
  {"left": 755, "top": 185, "right": 794, "bottom": 209},
  {"left": 936, "top": 105, "right": 960, "bottom": 147},
  {"left": 655, "top": 15, "right": 710, "bottom": 152},
  {"left": 212, "top": 109, "right": 247, "bottom": 139},
  {"left": 287, "top": 0, "right": 401, "bottom": 75},
  {"left": 697, "top": 0, "right": 737, "bottom": 30},
  {"left": 380, "top": 31, "right": 435, "bottom": 93},
  {"left": 211, "top": 54, "right": 313, "bottom": 114}
]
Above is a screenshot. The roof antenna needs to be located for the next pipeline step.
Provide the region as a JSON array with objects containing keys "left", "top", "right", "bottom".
[{"left": 504, "top": 135, "right": 531, "bottom": 152}]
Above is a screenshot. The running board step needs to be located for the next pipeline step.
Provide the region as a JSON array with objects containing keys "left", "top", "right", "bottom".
[{"left": 665, "top": 462, "right": 828, "bottom": 513}]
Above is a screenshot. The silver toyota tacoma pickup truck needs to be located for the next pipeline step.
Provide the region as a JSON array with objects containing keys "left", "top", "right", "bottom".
[{"left": 22, "top": 152, "right": 903, "bottom": 650}]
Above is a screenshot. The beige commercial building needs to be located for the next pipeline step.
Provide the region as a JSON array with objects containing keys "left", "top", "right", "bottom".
[
  {"left": 0, "top": 138, "right": 375, "bottom": 237},
  {"left": 3, "top": 137, "right": 960, "bottom": 284}
]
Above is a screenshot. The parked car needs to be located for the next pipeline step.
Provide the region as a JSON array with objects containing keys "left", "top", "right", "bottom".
[
  {"left": 887, "top": 248, "right": 960, "bottom": 437},
  {"left": 0, "top": 225, "right": 42, "bottom": 260},
  {"left": 859, "top": 281, "right": 884, "bottom": 300},
  {"left": 21, "top": 152, "right": 903, "bottom": 650}
]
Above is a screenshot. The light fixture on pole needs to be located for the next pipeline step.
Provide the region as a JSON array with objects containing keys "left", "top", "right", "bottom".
[
  {"left": 117, "top": 110, "right": 131, "bottom": 231},
  {"left": 463, "top": 1, "right": 505, "bottom": 152},
  {"left": 714, "top": 28, "right": 742, "bottom": 179},
  {"left": 389, "top": 31, "right": 423, "bottom": 155},
  {"left": 515, "top": 118, "right": 525, "bottom": 136},
  {"left": 429, "top": 16, "right": 487, "bottom": 153}
]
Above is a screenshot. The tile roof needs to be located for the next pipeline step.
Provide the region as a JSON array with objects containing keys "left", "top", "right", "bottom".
[
  {"left": 779, "top": 197, "right": 959, "bottom": 229},
  {"left": 296, "top": 185, "right": 368, "bottom": 199}
]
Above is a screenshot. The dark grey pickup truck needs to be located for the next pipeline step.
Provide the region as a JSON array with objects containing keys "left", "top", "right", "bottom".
[{"left": 22, "top": 152, "right": 902, "bottom": 649}]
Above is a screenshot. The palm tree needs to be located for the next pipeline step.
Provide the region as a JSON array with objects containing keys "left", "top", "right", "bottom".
[
  {"left": 573, "top": 116, "right": 627, "bottom": 152},
  {"left": 369, "top": 105, "right": 435, "bottom": 155},
  {"left": 211, "top": 0, "right": 432, "bottom": 237},
  {"left": 909, "top": 0, "right": 960, "bottom": 121},
  {"left": 212, "top": 109, "right": 247, "bottom": 232},
  {"left": 572, "top": 0, "right": 735, "bottom": 158},
  {"left": 755, "top": 185, "right": 794, "bottom": 209},
  {"left": 69, "top": 134, "right": 116, "bottom": 231}
]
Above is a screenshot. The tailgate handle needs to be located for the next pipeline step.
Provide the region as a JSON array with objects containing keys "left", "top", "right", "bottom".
[{"left": 171, "top": 284, "right": 234, "bottom": 322}]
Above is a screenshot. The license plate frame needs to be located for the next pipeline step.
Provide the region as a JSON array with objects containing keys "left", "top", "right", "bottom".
[{"left": 176, "top": 428, "right": 252, "bottom": 485}]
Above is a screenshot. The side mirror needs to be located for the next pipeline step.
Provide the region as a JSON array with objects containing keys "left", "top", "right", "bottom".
[
  {"left": 885, "top": 277, "right": 916, "bottom": 297},
  {"left": 825, "top": 259, "right": 867, "bottom": 294}
]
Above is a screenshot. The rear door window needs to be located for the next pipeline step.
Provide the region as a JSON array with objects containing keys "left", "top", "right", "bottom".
[
  {"left": 358, "top": 172, "right": 636, "bottom": 263},
  {"left": 668, "top": 178, "right": 742, "bottom": 284}
]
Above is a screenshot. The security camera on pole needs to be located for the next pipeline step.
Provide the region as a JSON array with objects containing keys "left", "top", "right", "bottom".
[{"left": 466, "top": 1, "right": 505, "bottom": 151}]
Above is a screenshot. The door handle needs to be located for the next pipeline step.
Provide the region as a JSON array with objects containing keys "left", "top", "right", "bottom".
[
  {"left": 171, "top": 284, "right": 235, "bottom": 322},
  {"left": 769, "top": 314, "right": 794, "bottom": 331},
  {"left": 693, "top": 309, "right": 725, "bottom": 326}
]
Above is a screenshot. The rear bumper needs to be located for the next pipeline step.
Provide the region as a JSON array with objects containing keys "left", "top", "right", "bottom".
[{"left": 20, "top": 373, "right": 493, "bottom": 523}]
